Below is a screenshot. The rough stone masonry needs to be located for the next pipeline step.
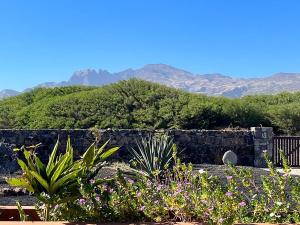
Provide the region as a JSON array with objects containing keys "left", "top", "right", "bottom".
[{"left": 0, "top": 128, "right": 262, "bottom": 168}]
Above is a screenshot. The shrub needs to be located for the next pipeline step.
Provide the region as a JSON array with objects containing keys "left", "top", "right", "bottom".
[
  {"left": 7, "top": 138, "right": 119, "bottom": 221},
  {"left": 50, "top": 151, "right": 300, "bottom": 224}
]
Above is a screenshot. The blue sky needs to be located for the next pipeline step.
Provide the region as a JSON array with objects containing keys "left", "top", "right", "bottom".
[{"left": 1, "top": 0, "right": 300, "bottom": 90}]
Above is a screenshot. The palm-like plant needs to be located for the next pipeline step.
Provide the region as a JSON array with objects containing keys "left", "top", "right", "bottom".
[
  {"left": 129, "top": 134, "right": 176, "bottom": 179},
  {"left": 7, "top": 138, "right": 119, "bottom": 220}
]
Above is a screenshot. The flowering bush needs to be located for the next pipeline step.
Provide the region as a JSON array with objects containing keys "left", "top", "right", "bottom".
[
  {"left": 10, "top": 140, "right": 300, "bottom": 224},
  {"left": 48, "top": 150, "right": 300, "bottom": 224},
  {"left": 225, "top": 151, "right": 300, "bottom": 224}
]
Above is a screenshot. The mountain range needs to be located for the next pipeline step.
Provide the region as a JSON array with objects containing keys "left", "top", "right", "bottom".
[{"left": 1, "top": 64, "right": 300, "bottom": 99}]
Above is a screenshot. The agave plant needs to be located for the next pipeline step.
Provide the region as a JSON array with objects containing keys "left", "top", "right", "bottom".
[
  {"left": 7, "top": 137, "right": 119, "bottom": 220},
  {"left": 129, "top": 134, "right": 176, "bottom": 179}
]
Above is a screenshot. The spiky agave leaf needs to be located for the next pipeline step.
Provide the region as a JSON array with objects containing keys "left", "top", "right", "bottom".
[{"left": 129, "top": 134, "right": 175, "bottom": 178}]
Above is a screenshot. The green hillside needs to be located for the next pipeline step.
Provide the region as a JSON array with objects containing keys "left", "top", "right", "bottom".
[{"left": 1, "top": 79, "right": 299, "bottom": 134}]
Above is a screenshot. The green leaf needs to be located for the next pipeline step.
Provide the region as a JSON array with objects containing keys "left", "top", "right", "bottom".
[
  {"left": 97, "top": 140, "right": 110, "bottom": 156},
  {"left": 17, "top": 159, "right": 30, "bottom": 174},
  {"left": 99, "top": 147, "right": 119, "bottom": 161},
  {"left": 50, "top": 152, "right": 71, "bottom": 184},
  {"left": 16, "top": 201, "right": 27, "bottom": 221},
  {"left": 46, "top": 138, "right": 59, "bottom": 176},
  {"left": 51, "top": 170, "right": 79, "bottom": 193},
  {"left": 23, "top": 150, "right": 36, "bottom": 172},
  {"left": 82, "top": 143, "right": 95, "bottom": 167},
  {"left": 35, "top": 156, "right": 46, "bottom": 175},
  {"left": 30, "top": 171, "right": 49, "bottom": 192},
  {"left": 6, "top": 177, "right": 34, "bottom": 193},
  {"left": 48, "top": 151, "right": 68, "bottom": 177}
]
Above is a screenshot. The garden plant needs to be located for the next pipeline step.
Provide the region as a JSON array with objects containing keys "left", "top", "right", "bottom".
[
  {"left": 7, "top": 135, "right": 300, "bottom": 225},
  {"left": 7, "top": 137, "right": 119, "bottom": 221}
]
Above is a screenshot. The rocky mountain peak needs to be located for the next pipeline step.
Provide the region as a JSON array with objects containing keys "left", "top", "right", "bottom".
[{"left": 2, "top": 64, "right": 300, "bottom": 99}]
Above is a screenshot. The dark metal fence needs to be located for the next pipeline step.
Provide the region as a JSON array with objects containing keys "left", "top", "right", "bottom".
[{"left": 273, "top": 136, "right": 300, "bottom": 167}]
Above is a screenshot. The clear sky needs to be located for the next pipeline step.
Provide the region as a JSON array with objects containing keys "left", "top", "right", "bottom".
[{"left": 1, "top": 0, "right": 300, "bottom": 91}]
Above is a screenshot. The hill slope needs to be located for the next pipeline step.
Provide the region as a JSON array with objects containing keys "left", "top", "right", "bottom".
[{"left": 2, "top": 79, "right": 300, "bottom": 134}]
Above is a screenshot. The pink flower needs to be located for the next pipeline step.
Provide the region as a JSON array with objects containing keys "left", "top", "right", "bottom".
[
  {"left": 226, "top": 176, "right": 233, "bottom": 180},
  {"left": 225, "top": 191, "right": 233, "bottom": 196},
  {"left": 218, "top": 218, "right": 224, "bottom": 223},
  {"left": 127, "top": 179, "right": 134, "bottom": 184},
  {"left": 146, "top": 180, "right": 152, "bottom": 187},
  {"left": 107, "top": 187, "right": 114, "bottom": 193},
  {"left": 139, "top": 206, "right": 145, "bottom": 211},
  {"left": 283, "top": 173, "right": 289, "bottom": 177},
  {"left": 95, "top": 195, "right": 101, "bottom": 201},
  {"left": 203, "top": 212, "right": 210, "bottom": 217},
  {"left": 79, "top": 198, "right": 86, "bottom": 205},
  {"left": 136, "top": 191, "right": 142, "bottom": 197},
  {"left": 173, "top": 189, "right": 182, "bottom": 196},
  {"left": 89, "top": 179, "right": 96, "bottom": 184},
  {"left": 239, "top": 201, "right": 246, "bottom": 207}
]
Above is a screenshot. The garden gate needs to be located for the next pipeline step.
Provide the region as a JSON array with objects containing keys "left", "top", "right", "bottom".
[{"left": 273, "top": 136, "right": 300, "bottom": 167}]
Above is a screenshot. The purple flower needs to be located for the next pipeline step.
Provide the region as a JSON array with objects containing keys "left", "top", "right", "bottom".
[
  {"left": 136, "top": 191, "right": 142, "bottom": 197},
  {"left": 127, "top": 178, "right": 134, "bottom": 184},
  {"left": 157, "top": 185, "right": 163, "bottom": 191},
  {"left": 226, "top": 176, "right": 233, "bottom": 180},
  {"left": 54, "top": 204, "right": 59, "bottom": 210},
  {"left": 225, "top": 191, "right": 233, "bottom": 196},
  {"left": 201, "top": 199, "right": 208, "bottom": 204},
  {"left": 89, "top": 179, "right": 96, "bottom": 184},
  {"left": 95, "top": 195, "right": 101, "bottom": 201},
  {"left": 79, "top": 198, "right": 86, "bottom": 205},
  {"left": 239, "top": 201, "right": 246, "bottom": 207},
  {"left": 203, "top": 212, "right": 210, "bottom": 217},
  {"left": 173, "top": 189, "right": 182, "bottom": 196},
  {"left": 139, "top": 206, "right": 145, "bottom": 211},
  {"left": 107, "top": 187, "right": 114, "bottom": 193}
]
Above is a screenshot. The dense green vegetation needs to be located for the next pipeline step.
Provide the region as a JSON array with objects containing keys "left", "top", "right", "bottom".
[{"left": 1, "top": 79, "right": 300, "bottom": 134}]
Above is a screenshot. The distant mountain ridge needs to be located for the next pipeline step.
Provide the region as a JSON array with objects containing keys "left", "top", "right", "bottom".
[
  {"left": 2, "top": 64, "right": 300, "bottom": 99},
  {"left": 0, "top": 89, "right": 20, "bottom": 99}
]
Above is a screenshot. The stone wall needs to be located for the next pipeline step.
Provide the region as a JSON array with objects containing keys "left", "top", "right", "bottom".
[
  {"left": 0, "top": 129, "right": 255, "bottom": 166},
  {"left": 251, "top": 127, "right": 274, "bottom": 167}
]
